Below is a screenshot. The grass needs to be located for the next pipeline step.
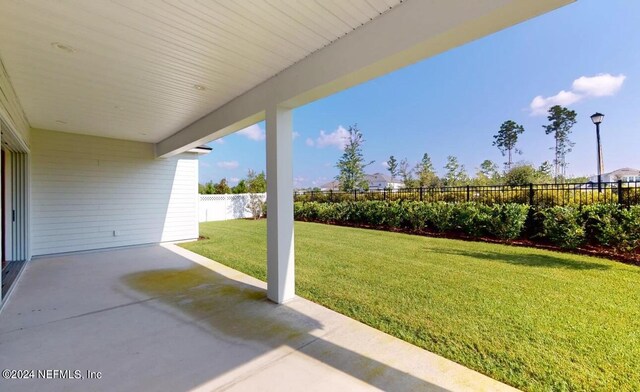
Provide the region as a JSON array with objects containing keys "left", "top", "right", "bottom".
[{"left": 181, "top": 220, "right": 640, "bottom": 391}]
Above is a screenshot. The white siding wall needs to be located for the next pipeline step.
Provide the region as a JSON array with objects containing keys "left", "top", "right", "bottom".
[{"left": 31, "top": 129, "right": 199, "bottom": 256}]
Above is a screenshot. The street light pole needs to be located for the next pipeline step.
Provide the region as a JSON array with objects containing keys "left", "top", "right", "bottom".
[
  {"left": 596, "top": 121, "right": 602, "bottom": 192},
  {"left": 590, "top": 112, "right": 605, "bottom": 193}
]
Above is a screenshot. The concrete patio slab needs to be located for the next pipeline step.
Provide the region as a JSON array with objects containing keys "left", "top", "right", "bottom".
[{"left": 0, "top": 244, "right": 518, "bottom": 391}]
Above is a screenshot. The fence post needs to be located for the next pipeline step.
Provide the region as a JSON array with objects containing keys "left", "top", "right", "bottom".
[
  {"left": 419, "top": 187, "right": 423, "bottom": 202},
  {"left": 618, "top": 180, "right": 624, "bottom": 206},
  {"left": 354, "top": 189, "right": 357, "bottom": 201},
  {"left": 529, "top": 183, "right": 534, "bottom": 205},
  {"left": 466, "top": 185, "right": 470, "bottom": 202},
  {"left": 383, "top": 188, "right": 386, "bottom": 201},
  {"left": 329, "top": 189, "right": 333, "bottom": 202},
  {"left": 311, "top": 190, "right": 314, "bottom": 202}
]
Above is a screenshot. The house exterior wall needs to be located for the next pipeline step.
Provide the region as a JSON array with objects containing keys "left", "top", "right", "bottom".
[
  {"left": 30, "top": 129, "right": 199, "bottom": 256},
  {"left": 589, "top": 168, "right": 640, "bottom": 183}
]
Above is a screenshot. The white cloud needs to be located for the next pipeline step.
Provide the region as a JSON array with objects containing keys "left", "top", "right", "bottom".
[
  {"left": 572, "top": 73, "right": 626, "bottom": 97},
  {"left": 529, "top": 73, "right": 626, "bottom": 116},
  {"left": 381, "top": 161, "right": 389, "bottom": 168},
  {"left": 213, "top": 138, "right": 224, "bottom": 144},
  {"left": 200, "top": 162, "right": 211, "bottom": 168},
  {"left": 308, "top": 125, "right": 350, "bottom": 149},
  {"left": 229, "top": 177, "right": 240, "bottom": 184},
  {"left": 217, "top": 160, "right": 239, "bottom": 169},
  {"left": 530, "top": 90, "right": 582, "bottom": 115},
  {"left": 237, "top": 124, "right": 265, "bottom": 141},
  {"left": 293, "top": 131, "right": 300, "bottom": 139}
]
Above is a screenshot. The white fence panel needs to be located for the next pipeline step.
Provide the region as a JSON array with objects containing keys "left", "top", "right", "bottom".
[{"left": 199, "top": 193, "right": 266, "bottom": 222}]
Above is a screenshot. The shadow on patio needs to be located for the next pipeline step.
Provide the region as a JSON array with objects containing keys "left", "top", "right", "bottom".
[{"left": 121, "top": 260, "right": 444, "bottom": 391}]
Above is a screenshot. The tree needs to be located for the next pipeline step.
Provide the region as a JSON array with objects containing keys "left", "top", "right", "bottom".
[
  {"left": 537, "top": 161, "right": 553, "bottom": 183},
  {"left": 414, "top": 153, "right": 439, "bottom": 187},
  {"left": 335, "top": 124, "right": 374, "bottom": 191},
  {"left": 475, "top": 159, "right": 500, "bottom": 185},
  {"left": 386, "top": 155, "right": 399, "bottom": 181},
  {"left": 504, "top": 164, "right": 538, "bottom": 186},
  {"left": 199, "top": 181, "right": 215, "bottom": 194},
  {"left": 443, "top": 156, "right": 468, "bottom": 186},
  {"left": 493, "top": 120, "right": 525, "bottom": 170},
  {"left": 231, "top": 179, "right": 248, "bottom": 194},
  {"left": 213, "top": 178, "right": 231, "bottom": 194},
  {"left": 245, "top": 170, "right": 266, "bottom": 219},
  {"left": 399, "top": 158, "right": 418, "bottom": 188},
  {"left": 246, "top": 169, "right": 266, "bottom": 193},
  {"left": 543, "top": 105, "right": 577, "bottom": 182}
]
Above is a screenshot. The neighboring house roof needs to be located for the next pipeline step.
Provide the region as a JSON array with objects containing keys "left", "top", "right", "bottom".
[
  {"left": 320, "top": 174, "right": 403, "bottom": 190},
  {"left": 319, "top": 180, "right": 340, "bottom": 190},
  {"left": 606, "top": 168, "right": 640, "bottom": 176},
  {"left": 366, "top": 173, "right": 391, "bottom": 183}
]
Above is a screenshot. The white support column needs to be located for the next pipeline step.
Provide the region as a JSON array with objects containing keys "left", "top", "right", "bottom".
[{"left": 266, "top": 104, "right": 295, "bottom": 304}]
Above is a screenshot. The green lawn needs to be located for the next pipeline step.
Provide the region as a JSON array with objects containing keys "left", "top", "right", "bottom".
[{"left": 181, "top": 220, "right": 640, "bottom": 391}]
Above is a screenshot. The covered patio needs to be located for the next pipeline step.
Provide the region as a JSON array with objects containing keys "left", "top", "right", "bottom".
[
  {"left": 0, "top": 244, "right": 516, "bottom": 391},
  {"left": 0, "top": 0, "right": 571, "bottom": 304},
  {"left": 0, "top": 0, "right": 574, "bottom": 390}
]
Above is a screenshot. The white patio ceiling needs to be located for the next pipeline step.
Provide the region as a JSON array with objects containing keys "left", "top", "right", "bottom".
[
  {"left": 0, "top": 0, "right": 402, "bottom": 143},
  {"left": 0, "top": 0, "right": 572, "bottom": 149}
]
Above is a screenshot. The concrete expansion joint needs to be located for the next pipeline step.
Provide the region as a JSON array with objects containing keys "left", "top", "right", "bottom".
[{"left": 0, "top": 297, "right": 160, "bottom": 336}]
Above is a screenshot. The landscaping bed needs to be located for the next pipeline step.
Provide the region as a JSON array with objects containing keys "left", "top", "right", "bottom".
[{"left": 294, "top": 201, "right": 640, "bottom": 264}]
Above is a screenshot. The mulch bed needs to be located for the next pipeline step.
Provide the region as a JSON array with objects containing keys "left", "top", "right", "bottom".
[{"left": 296, "top": 219, "right": 640, "bottom": 267}]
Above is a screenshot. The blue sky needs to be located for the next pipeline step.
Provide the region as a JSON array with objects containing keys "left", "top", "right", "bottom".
[{"left": 199, "top": 0, "right": 640, "bottom": 188}]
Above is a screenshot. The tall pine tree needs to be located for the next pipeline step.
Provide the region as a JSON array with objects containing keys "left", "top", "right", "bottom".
[
  {"left": 543, "top": 105, "right": 577, "bottom": 182},
  {"left": 386, "top": 155, "right": 399, "bottom": 181},
  {"left": 335, "top": 124, "right": 374, "bottom": 191},
  {"left": 414, "top": 153, "right": 439, "bottom": 187},
  {"left": 493, "top": 120, "right": 525, "bottom": 170}
]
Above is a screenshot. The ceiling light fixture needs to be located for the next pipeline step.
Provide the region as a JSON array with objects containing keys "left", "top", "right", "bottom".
[
  {"left": 55, "top": 120, "right": 67, "bottom": 125},
  {"left": 51, "top": 42, "right": 76, "bottom": 53},
  {"left": 193, "top": 84, "right": 206, "bottom": 91}
]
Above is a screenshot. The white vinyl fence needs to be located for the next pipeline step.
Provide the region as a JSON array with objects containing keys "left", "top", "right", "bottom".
[{"left": 199, "top": 193, "right": 266, "bottom": 222}]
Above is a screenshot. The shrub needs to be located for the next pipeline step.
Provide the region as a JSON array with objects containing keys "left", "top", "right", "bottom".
[
  {"left": 382, "top": 201, "right": 407, "bottom": 228},
  {"left": 583, "top": 204, "right": 640, "bottom": 253},
  {"left": 489, "top": 204, "right": 530, "bottom": 240},
  {"left": 541, "top": 206, "right": 585, "bottom": 249},
  {"left": 294, "top": 201, "right": 636, "bottom": 254},
  {"left": 247, "top": 193, "right": 266, "bottom": 219},
  {"left": 423, "top": 202, "right": 456, "bottom": 232},
  {"left": 452, "top": 203, "right": 492, "bottom": 237},
  {"left": 403, "top": 202, "right": 430, "bottom": 230},
  {"left": 582, "top": 203, "right": 618, "bottom": 245}
]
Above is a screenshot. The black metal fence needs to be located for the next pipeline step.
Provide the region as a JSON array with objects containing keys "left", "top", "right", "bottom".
[{"left": 294, "top": 181, "right": 640, "bottom": 207}]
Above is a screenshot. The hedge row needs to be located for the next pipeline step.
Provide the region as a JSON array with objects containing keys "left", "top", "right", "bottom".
[{"left": 294, "top": 201, "right": 640, "bottom": 253}]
